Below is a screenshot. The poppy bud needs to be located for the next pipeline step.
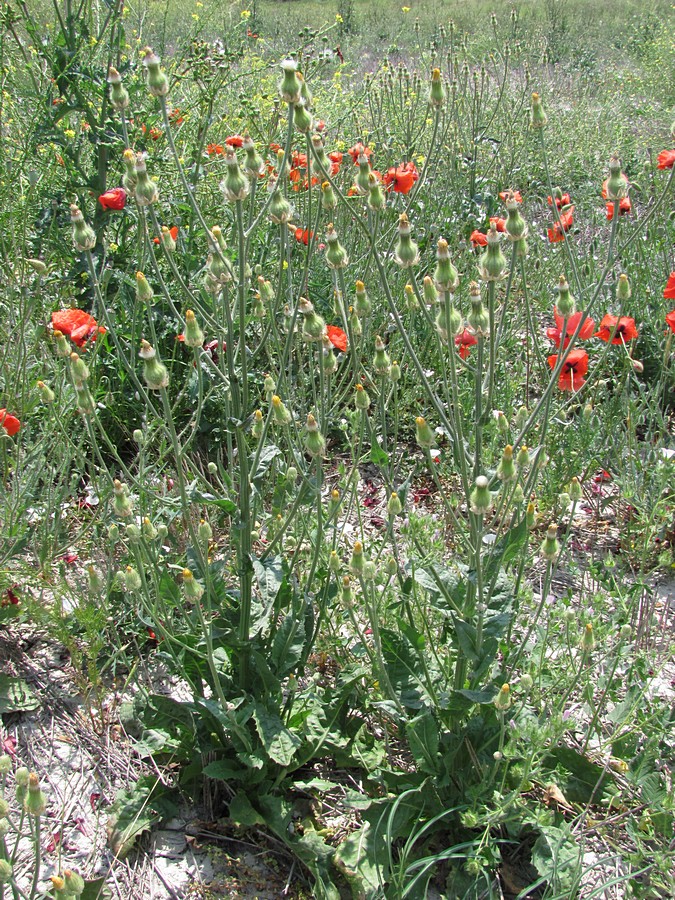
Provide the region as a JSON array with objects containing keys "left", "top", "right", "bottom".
[
  {"left": 555, "top": 275, "right": 575, "bottom": 317},
  {"left": 390, "top": 360, "right": 401, "bottom": 382},
  {"left": 37, "top": 380, "right": 55, "bottom": 403},
  {"left": 271, "top": 395, "right": 292, "bottom": 426},
  {"left": 349, "top": 540, "right": 365, "bottom": 576},
  {"left": 70, "top": 204, "right": 96, "bottom": 252},
  {"left": 632, "top": 359, "right": 644, "bottom": 374},
  {"left": 423, "top": 275, "right": 438, "bottom": 306},
  {"left": 616, "top": 273, "right": 631, "bottom": 303},
  {"left": 251, "top": 409, "right": 264, "bottom": 439},
  {"left": 373, "top": 336, "right": 391, "bottom": 376},
  {"left": 198, "top": 520, "right": 213, "bottom": 546},
  {"left": 182, "top": 310, "right": 204, "bottom": 348},
  {"left": 497, "top": 445, "right": 517, "bottom": 482},
  {"left": 69, "top": 352, "right": 90, "bottom": 387},
  {"left": 63, "top": 870, "right": 85, "bottom": 896},
  {"left": 325, "top": 224, "right": 349, "bottom": 269},
  {"left": 329, "top": 550, "right": 341, "bottom": 574},
  {"left": 516, "top": 445, "right": 530, "bottom": 469},
  {"left": 87, "top": 565, "right": 105, "bottom": 595},
  {"left": 299, "top": 297, "right": 326, "bottom": 342},
  {"left": 139, "top": 340, "right": 169, "bottom": 390},
  {"left": 134, "top": 153, "right": 159, "bottom": 206},
  {"left": 468, "top": 282, "right": 489, "bottom": 334},
  {"left": 25, "top": 773, "right": 46, "bottom": 817},
  {"left": 394, "top": 213, "right": 419, "bottom": 268},
  {"left": 429, "top": 67, "right": 445, "bottom": 107},
  {"left": 415, "top": 415, "right": 435, "bottom": 449},
  {"left": 124, "top": 566, "right": 142, "bottom": 592},
  {"left": 504, "top": 192, "right": 528, "bottom": 241},
  {"left": 182, "top": 568, "right": 204, "bottom": 601},
  {"left": 321, "top": 180, "right": 337, "bottom": 210},
  {"left": 268, "top": 186, "right": 293, "bottom": 224},
  {"left": 122, "top": 148, "right": 137, "bottom": 192},
  {"left": 434, "top": 239, "right": 459, "bottom": 292},
  {"left": 387, "top": 491, "right": 403, "bottom": 518},
  {"left": 107, "top": 66, "right": 129, "bottom": 110},
  {"left": 605, "top": 154, "right": 628, "bottom": 200},
  {"left": 530, "top": 92, "right": 547, "bottom": 128},
  {"left": 540, "top": 523, "right": 560, "bottom": 561},
  {"left": 142, "top": 47, "right": 169, "bottom": 97},
  {"left": 126, "top": 523, "right": 141, "bottom": 543},
  {"left": 354, "top": 281, "right": 371, "bottom": 317},
  {"left": 494, "top": 683, "right": 512, "bottom": 711},
  {"left": 355, "top": 383, "right": 370, "bottom": 411},
  {"left": 293, "top": 100, "right": 313, "bottom": 134},
  {"left": 478, "top": 223, "right": 507, "bottom": 281},
  {"left": 279, "top": 59, "right": 302, "bottom": 103},
  {"left": 470, "top": 476, "right": 493, "bottom": 515},
  {"left": 304, "top": 413, "right": 326, "bottom": 458},
  {"left": 242, "top": 134, "right": 264, "bottom": 177},
  {"left": 581, "top": 622, "right": 595, "bottom": 651},
  {"left": 53, "top": 329, "right": 70, "bottom": 358},
  {"left": 220, "top": 148, "right": 250, "bottom": 202},
  {"left": 341, "top": 575, "right": 353, "bottom": 604},
  {"left": 569, "top": 477, "right": 583, "bottom": 502}
]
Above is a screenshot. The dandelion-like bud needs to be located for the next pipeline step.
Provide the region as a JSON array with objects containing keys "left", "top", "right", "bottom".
[
  {"left": 394, "top": 213, "right": 420, "bottom": 268},
  {"left": 497, "top": 445, "right": 517, "bottom": 482},
  {"left": 555, "top": 275, "right": 575, "bottom": 317},
  {"left": 122, "top": 148, "right": 137, "bottom": 192},
  {"left": 354, "top": 280, "right": 371, "bottom": 317},
  {"left": 328, "top": 488, "right": 341, "bottom": 516},
  {"left": 373, "top": 336, "right": 391, "bottom": 376},
  {"left": 354, "top": 383, "right": 370, "bottom": 411},
  {"left": 25, "top": 773, "right": 46, "bottom": 817},
  {"left": 267, "top": 184, "right": 293, "bottom": 224},
  {"left": 514, "top": 405, "right": 529, "bottom": 432},
  {"left": 299, "top": 71, "right": 312, "bottom": 107},
  {"left": 279, "top": 59, "right": 302, "bottom": 104},
  {"left": 182, "top": 310, "right": 204, "bottom": 347},
  {"left": 75, "top": 385, "right": 96, "bottom": 415},
  {"left": 69, "top": 352, "right": 90, "bottom": 387},
  {"left": 496, "top": 411, "right": 509, "bottom": 435},
  {"left": 349, "top": 540, "right": 365, "bottom": 576},
  {"left": 125, "top": 523, "right": 141, "bottom": 543},
  {"left": 435, "top": 295, "right": 462, "bottom": 342},
  {"left": 293, "top": 99, "right": 313, "bottom": 134},
  {"left": 124, "top": 566, "right": 142, "bottom": 592},
  {"left": 478, "top": 223, "right": 507, "bottom": 281},
  {"left": 70, "top": 204, "right": 96, "bottom": 252},
  {"left": 271, "top": 395, "right": 292, "bottom": 426},
  {"left": 363, "top": 560, "right": 377, "bottom": 581},
  {"left": 310, "top": 134, "right": 330, "bottom": 175},
  {"left": 605, "top": 154, "right": 628, "bottom": 200},
  {"left": 434, "top": 239, "right": 459, "bottom": 292},
  {"left": 53, "top": 329, "right": 70, "bottom": 358},
  {"left": 470, "top": 476, "right": 493, "bottom": 515},
  {"left": 540, "top": 523, "right": 560, "bottom": 561},
  {"left": 516, "top": 445, "right": 530, "bottom": 469},
  {"left": 139, "top": 340, "right": 169, "bottom": 389},
  {"left": 251, "top": 409, "right": 264, "bottom": 439},
  {"left": 569, "top": 477, "right": 583, "bottom": 503},
  {"left": 325, "top": 223, "right": 349, "bottom": 269},
  {"left": 387, "top": 491, "right": 402, "bottom": 518},
  {"left": 134, "top": 153, "right": 159, "bottom": 206},
  {"left": 107, "top": 66, "right": 129, "bottom": 110},
  {"left": 617, "top": 273, "right": 631, "bottom": 303},
  {"left": 0, "top": 860, "right": 13, "bottom": 885},
  {"left": 0, "top": 756, "right": 12, "bottom": 775},
  {"left": 341, "top": 575, "right": 353, "bottom": 604},
  {"left": 423, "top": 275, "right": 438, "bottom": 307},
  {"left": 142, "top": 517, "right": 158, "bottom": 540},
  {"left": 87, "top": 565, "right": 105, "bottom": 595},
  {"left": 182, "top": 568, "right": 204, "bottom": 601},
  {"left": 321, "top": 334, "right": 339, "bottom": 373},
  {"left": 321, "top": 180, "right": 337, "bottom": 210},
  {"left": 298, "top": 297, "right": 326, "bottom": 342},
  {"left": 429, "top": 67, "right": 445, "bottom": 107},
  {"left": 581, "top": 622, "right": 595, "bottom": 651},
  {"left": 530, "top": 92, "right": 547, "bottom": 128},
  {"left": 304, "top": 413, "right": 326, "bottom": 458},
  {"left": 415, "top": 415, "right": 435, "bottom": 449},
  {"left": 367, "top": 173, "right": 386, "bottom": 211},
  {"left": 242, "top": 134, "right": 264, "bottom": 177},
  {"left": 136, "top": 271, "right": 154, "bottom": 304},
  {"left": 355, "top": 153, "right": 372, "bottom": 195},
  {"left": 348, "top": 306, "right": 362, "bottom": 339},
  {"left": 220, "top": 147, "right": 250, "bottom": 202},
  {"left": 141, "top": 47, "right": 168, "bottom": 97},
  {"left": 329, "top": 550, "right": 341, "bottom": 574},
  {"left": 504, "top": 191, "right": 528, "bottom": 241},
  {"left": 468, "top": 282, "right": 489, "bottom": 334},
  {"left": 494, "top": 683, "right": 512, "bottom": 711},
  {"left": 159, "top": 225, "right": 177, "bottom": 252},
  {"left": 390, "top": 360, "right": 401, "bottom": 382},
  {"left": 63, "top": 870, "right": 85, "bottom": 896},
  {"left": 264, "top": 374, "right": 276, "bottom": 401}
]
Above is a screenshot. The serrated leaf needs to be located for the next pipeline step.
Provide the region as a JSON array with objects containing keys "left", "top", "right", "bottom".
[
  {"left": 253, "top": 704, "right": 301, "bottom": 766},
  {"left": 369, "top": 443, "right": 389, "bottom": 466},
  {"left": 203, "top": 759, "right": 248, "bottom": 782}
]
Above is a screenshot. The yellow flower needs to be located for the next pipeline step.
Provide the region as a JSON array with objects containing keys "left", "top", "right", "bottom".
[
  {"left": 402, "top": 6, "right": 411, "bottom": 12},
  {"left": 335, "top": 13, "right": 343, "bottom": 21},
  {"left": 64, "top": 129, "right": 76, "bottom": 139},
  {"left": 192, "top": 13, "right": 199, "bottom": 19},
  {"left": 241, "top": 8, "right": 251, "bottom": 17}
]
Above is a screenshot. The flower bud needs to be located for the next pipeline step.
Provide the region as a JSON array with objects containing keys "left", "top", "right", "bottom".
[
  {"left": 136, "top": 271, "right": 154, "bottom": 304},
  {"left": 512, "top": 484, "right": 525, "bottom": 504},
  {"left": 75, "top": 384, "right": 96, "bottom": 415},
  {"left": 478, "top": 223, "right": 507, "bottom": 281},
  {"left": 26, "top": 257, "right": 47, "bottom": 274},
  {"left": 293, "top": 99, "right": 313, "bottom": 133},
  {"left": 555, "top": 275, "right": 575, "bottom": 317},
  {"left": 134, "top": 153, "right": 159, "bottom": 206},
  {"left": 514, "top": 405, "right": 529, "bottom": 432},
  {"left": 367, "top": 173, "right": 386, "bottom": 211},
  {"left": 355, "top": 153, "right": 372, "bottom": 195},
  {"left": 605, "top": 154, "right": 628, "bottom": 200},
  {"left": 349, "top": 540, "right": 365, "bottom": 576},
  {"left": 0, "top": 756, "right": 12, "bottom": 775},
  {"left": 632, "top": 359, "right": 644, "bottom": 374},
  {"left": 182, "top": 310, "right": 204, "bottom": 348},
  {"left": 363, "top": 561, "right": 377, "bottom": 581},
  {"left": 355, "top": 383, "right": 370, "bottom": 411},
  {"left": 390, "top": 360, "right": 401, "bottom": 382},
  {"left": 268, "top": 186, "right": 293, "bottom": 224},
  {"left": 220, "top": 147, "right": 250, "bottom": 202},
  {"left": 0, "top": 860, "right": 12, "bottom": 884},
  {"left": 125, "top": 523, "right": 141, "bottom": 543},
  {"left": 304, "top": 413, "right": 326, "bottom": 458},
  {"left": 394, "top": 213, "right": 419, "bottom": 268},
  {"left": 87, "top": 565, "right": 105, "bottom": 594},
  {"left": 264, "top": 374, "right": 276, "bottom": 401},
  {"left": 429, "top": 67, "right": 445, "bottom": 107},
  {"left": 540, "top": 523, "right": 560, "bottom": 561},
  {"left": 526, "top": 501, "right": 536, "bottom": 529},
  {"left": 321, "top": 334, "right": 339, "bottom": 372},
  {"left": 581, "top": 622, "right": 595, "bottom": 651},
  {"left": 520, "top": 673, "right": 533, "bottom": 692},
  {"left": 122, "top": 148, "right": 137, "bottom": 192},
  {"left": 619, "top": 624, "right": 631, "bottom": 642},
  {"left": 15, "top": 767, "right": 29, "bottom": 804},
  {"left": 328, "top": 550, "right": 341, "bottom": 574},
  {"left": 347, "top": 307, "right": 362, "bottom": 340},
  {"left": 328, "top": 487, "right": 340, "bottom": 515},
  {"left": 70, "top": 204, "right": 96, "bottom": 252},
  {"left": 341, "top": 575, "right": 353, "bottom": 604},
  {"left": 113, "top": 479, "right": 134, "bottom": 518},
  {"left": 325, "top": 223, "right": 349, "bottom": 269},
  {"left": 497, "top": 445, "right": 516, "bottom": 482},
  {"left": 387, "top": 492, "right": 403, "bottom": 518},
  {"left": 53, "top": 329, "right": 70, "bottom": 358},
  {"left": 158, "top": 225, "right": 176, "bottom": 252},
  {"left": 434, "top": 239, "right": 459, "bottom": 292},
  {"left": 423, "top": 275, "right": 438, "bottom": 307},
  {"left": 251, "top": 409, "right": 264, "bottom": 439},
  {"left": 504, "top": 191, "right": 528, "bottom": 241},
  {"left": 25, "top": 772, "right": 46, "bottom": 816},
  {"left": 124, "top": 566, "right": 142, "bottom": 592},
  {"left": 470, "top": 476, "right": 493, "bottom": 515},
  {"left": 435, "top": 295, "right": 462, "bottom": 341},
  {"left": 37, "top": 380, "right": 55, "bottom": 403},
  {"left": 530, "top": 92, "right": 547, "bottom": 128},
  {"left": 497, "top": 411, "right": 509, "bottom": 435},
  {"left": 516, "top": 445, "right": 530, "bottom": 469},
  {"left": 242, "top": 134, "right": 265, "bottom": 177},
  {"left": 69, "top": 352, "right": 89, "bottom": 387},
  {"left": 108, "top": 524, "right": 120, "bottom": 543},
  {"left": 494, "top": 683, "right": 512, "bottom": 711},
  {"left": 384, "top": 556, "right": 398, "bottom": 577},
  {"left": 157, "top": 524, "right": 169, "bottom": 540},
  {"left": 107, "top": 66, "right": 130, "bottom": 110},
  {"left": 63, "top": 870, "right": 85, "bottom": 896},
  {"left": 279, "top": 59, "right": 302, "bottom": 103},
  {"left": 468, "top": 282, "right": 489, "bottom": 334},
  {"left": 354, "top": 280, "right": 371, "bottom": 317},
  {"left": 415, "top": 415, "right": 435, "bottom": 449},
  {"left": 299, "top": 297, "right": 326, "bottom": 342},
  {"left": 321, "top": 180, "right": 337, "bottom": 210},
  {"left": 404, "top": 283, "right": 417, "bottom": 310},
  {"left": 569, "top": 477, "right": 583, "bottom": 503},
  {"left": 142, "top": 517, "right": 158, "bottom": 540},
  {"left": 271, "top": 395, "right": 292, "bottom": 426},
  {"left": 616, "top": 273, "right": 631, "bottom": 303},
  {"left": 139, "top": 340, "right": 169, "bottom": 389},
  {"left": 142, "top": 47, "right": 169, "bottom": 97},
  {"left": 373, "top": 336, "right": 391, "bottom": 376},
  {"left": 182, "top": 568, "right": 204, "bottom": 601}
]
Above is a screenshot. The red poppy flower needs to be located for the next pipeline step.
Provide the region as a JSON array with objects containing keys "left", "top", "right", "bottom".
[
  {"left": 499, "top": 190, "right": 522, "bottom": 203},
  {"left": 52, "top": 309, "right": 106, "bottom": 347},
  {"left": 491, "top": 216, "right": 506, "bottom": 232},
  {"left": 153, "top": 225, "right": 179, "bottom": 245},
  {"left": 168, "top": 108, "right": 184, "bottom": 125},
  {"left": 206, "top": 143, "right": 224, "bottom": 156},
  {"left": 141, "top": 124, "right": 162, "bottom": 140},
  {"left": 225, "top": 134, "right": 244, "bottom": 148},
  {"left": 606, "top": 197, "right": 631, "bottom": 219},
  {"left": 470, "top": 230, "right": 488, "bottom": 247},
  {"left": 547, "top": 192, "right": 571, "bottom": 209},
  {"left": 0, "top": 409, "right": 20, "bottom": 436},
  {"left": 328, "top": 150, "right": 343, "bottom": 175},
  {"left": 98, "top": 187, "right": 127, "bottom": 210},
  {"left": 383, "top": 162, "right": 419, "bottom": 195},
  {"left": 291, "top": 151, "right": 308, "bottom": 169},
  {"left": 548, "top": 207, "right": 575, "bottom": 243},
  {"left": 552, "top": 309, "right": 595, "bottom": 344},
  {"left": 663, "top": 272, "right": 675, "bottom": 300},
  {"left": 294, "top": 227, "right": 313, "bottom": 245},
  {"left": 326, "top": 324, "right": 348, "bottom": 352},
  {"left": 657, "top": 149, "right": 675, "bottom": 170},
  {"left": 666, "top": 310, "right": 675, "bottom": 333},
  {"left": 246, "top": 29, "right": 259, "bottom": 39},
  {"left": 348, "top": 142, "right": 372, "bottom": 164},
  {"left": 455, "top": 328, "right": 478, "bottom": 359},
  {"left": 594, "top": 314, "right": 639, "bottom": 344},
  {"left": 547, "top": 349, "right": 589, "bottom": 391},
  {"left": 601, "top": 174, "right": 629, "bottom": 200}
]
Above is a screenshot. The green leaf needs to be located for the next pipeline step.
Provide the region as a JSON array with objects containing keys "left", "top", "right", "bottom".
[
  {"left": 107, "top": 777, "right": 174, "bottom": 859},
  {"left": 0, "top": 675, "right": 40, "bottom": 713},
  {"left": 333, "top": 821, "right": 386, "bottom": 896},
  {"left": 253, "top": 704, "right": 301, "bottom": 766},
  {"left": 369, "top": 443, "right": 389, "bottom": 466},
  {"left": 271, "top": 612, "right": 305, "bottom": 676},
  {"left": 406, "top": 713, "right": 440, "bottom": 775},
  {"left": 545, "top": 746, "right": 616, "bottom": 803},
  {"left": 531, "top": 824, "right": 581, "bottom": 894},
  {"left": 187, "top": 487, "right": 237, "bottom": 514},
  {"left": 253, "top": 555, "right": 284, "bottom": 609},
  {"left": 203, "top": 759, "right": 248, "bottom": 782},
  {"left": 380, "top": 628, "right": 426, "bottom": 710},
  {"left": 484, "top": 517, "right": 528, "bottom": 580},
  {"left": 79, "top": 877, "right": 113, "bottom": 900},
  {"left": 228, "top": 791, "right": 266, "bottom": 826},
  {"left": 251, "top": 444, "right": 282, "bottom": 485}
]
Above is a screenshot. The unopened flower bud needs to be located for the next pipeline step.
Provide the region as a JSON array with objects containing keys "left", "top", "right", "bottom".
[
  {"left": 125, "top": 523, "right": 141, "bottom": 543},
  {"left": 390, "top": 360, "right": 401, "bottom": 382},
  {"left": 182, "top": 568, "right": 204, "bottom": 601},
  {"left": 363, "top": 560, "right": 377, "bottom": 581},
  {"left": 124, "top": 566, "right": 142, "bottom": 592},
  {"left": 26, "top": 258, "right": 48, "bottom": 274},
  {"left": 540, "top": 523, "right": 560, "bottom": 561},
  {"left": 70, "top": 204, "right": 96, "bottom": 252},
  {"left": 617, "top": 273, "right": 631, "bottom": 303},
  {"left": 325, "top": 223, "right": 349, "bottom": 269},
  {"left": 113, "top": 479, "right": 134, "bottom": 518},
  {"left": 367, "top": 173, "right": 386, "bottom": 211},
  {"left": 53, "top": 329, "right": 70, "bottom": 358},
  {"left": 555, "top": 275, "right": 575, "bottom": 317},
  {"left": 142, "top": 47, "right": 169, "bottom": 97},
  {"left": 328, "top": 487, "right": 340, "bottom": 514},
  {"left": 581, "top": 622, "right": 595, "bottom": 651},
  {"left": 468, "top": 282, "right": 489, "bottom": 333},
  {"left": 299, "top": 297, "right": 326, "bottom": 342},
  {"left": 423, "top": 275, "right": 438, "bottom": 306},
  {"left": 134, "top": 153, "right": 159, "bottom": 206},
  {"left": 182, "top": 310, "right": 204, "bottom": 348},
  {"left": 279, "top": 59, "right": 302, "bottom": 104},
  {"left": 349, "top": 540, "right": 365, "bottom": 575},
  {"left": 619, "top": 624, "right": 631, "bottom": 641},
  {"left": 516, "top": 445, "right": 530, "bottom": 469},
  {"left": 63, "top": 870, "right": 85, "bottom": 896},
  {"left": 0, "top": 756, "right": 11, "bottom": 775},
  {"left": 355, "top": 383, "right": 370, "bottom": 411},
  {"left": 37, "top": 380, "right": 55, "bottom": 403},
  {"left": 530, "top": 92, "right": 547, "bottom": 128},
  {"left": 264, "top": 374, "right": 276, "bottom": 401},
  {"left": 321, "top": 180, "right": 337, "bottom": 210},
  {"left": 394, "top": 213, "right": 419, "bottom": 268},
  {"left": 415, "top": 415, "right": 435, "bottom": 449},
  {"left": 108, "top": 66, "right": 129, "bottom": 110},
  {"left": 429, "top": 67, "right": 445, "bottom": 107},
  {"left": 514, "top": 405, "right": 529, "bottom": 432},
  {"left": 387, "top": 492, "right": 403, "bottom": 518},
  {"left": 268, "top": 188, "right": 293, "bottom": 224},
  {"left": 520, "top": 674, "right": 533, "bottom": 692},
  {"left": 470, "top": 476, "right": 493, "bottom": 515},
  {"left": 220, "top": 147, "right": 250, "bottom": 202},
  {"left": 139, "top": 340, "right": 169, "bottom": 390},
  {"left": 478, "top": 223, "right": 507, "bottom": 281},
  {"left": 494, "top": 683, "right": 512, "bottom": 711},
  {"left": 341, "top": 575, "right": 353, "bottom": 604},
  {"left": 304, "top": 413, "right": 326, "bottom": 458},
  {"left": 354, "top": 281, "right": 371, "bottom": 317},
  {"left": 271, "top": 395, "right": 292, "bottom": 426},
  {"left": 24, "top": 772, "right": 46, "bottom": 816},
  {"left": 142, "top": 517, "right": 158, "bottom": 540},
  {"left": 497, "top": 445, "right": 516, "bottom": 482},
  {"left": 87, "top": 565, "right": 105, "bottom": 594},
  {"left": 293, "top": 99, "right": 313, "bottom": 133},
  {"left": 434, "top": 238, "right": 459, "bottom": 292},
  {"left": 605, "top": 154, "right": 628, "bottom": 201},
  {"left": 136, "top": 271, "right": 154, "bottom": 304},
  {"left": 329, "top": 550, "right": 341, "bottom": 574},
  {"left": 242, "top": 134, "right": 264, "bottom": 177},
  {"left": 569, "top": 477, "right": 582, "bottom": 503},
  {"left": 251, "top": 408, "right": 264, "bottom": 439},
  {"left": 504, "top": 192, "right": 528, "bottom": 241},
  {"left": 373, "top": 336, "right": 391, "bottom": 376}
]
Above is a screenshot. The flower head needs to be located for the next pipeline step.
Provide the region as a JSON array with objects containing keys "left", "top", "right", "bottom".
[
  {"left": 326, "top": 324, "right": 347, "bottom": 352},
  {"left": 606, "top": 197, "right": 631, "bottom": 219},
  {"left": 594, "top": 314, "right": 638, "bottom": 344},
  {"left": 454, "top": 328, "right": 478, "bottom": 359},
  {"left": 657, "top": 149, "right": 675, "bottom": 170},
  {"left": 547, "top": 207, "right": 574, "bottom": 243},
  {"left": 52, "top": 309, "right": 106, "bottom": 347},
  {"left": 547, "top": 349, "right": 589, "bottom": 391},
  {"left": 348, "top": 142, "right": 372, "bottom": 164},
  {"left": 666, "top": 310, "right": 675, "bottom": 333},
  {"left": 0, "top": 409, "right": 20, "bottom": 436},
  {"left": 382, "top": 161, "right": 419, "bottom": 194},
  {"left": 662, "top": 272, "right": 675, "bottom": 300},
  {"left": 546, "top": 309, "right": 595, "bottom": 348},
  {"left": 98, "top": 187, "right": 127, "bottom": 210},
  {"left": 225, "top": 134, "right": 244, "bottom": 147}
]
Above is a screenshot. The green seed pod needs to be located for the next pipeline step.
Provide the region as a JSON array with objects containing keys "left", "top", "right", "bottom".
[
  {"left": 434, "top": 239, "right": 459, "bottom": 292},
  {"left": 468, "top": 282, "right": 489, "bottom": 334},
  {"left": 325, "top": 224, "right": 349, "bottom": 269},
  {"left": 271, "top": 395, "right": 292, "bottom": 426},
  {"left": 373, "top": 336, "right": 391, "bottom": 376},
  {"left": 304, "top": 413, "right": 326, "bottom": 458},
  {"left": 139, "top": 340, "right": 169, "bottom": 390},
  {"left": 107, "top": 66, "right": 129, "bottom": 110},
  {"left": 220, "top": 148, "right": 250, "bottom": 202},
  {"left": 70, "top": 205, "right": 96, "bottom": 252},
  {"left": 279, "top": 59, "right": 302, "bottom": 104},
  {"left": 134, "top": 154, "right": 159, "bottom": 206},
  {"left": 497, "top": 445, "right": 517, "bottom": 482},
  {"left": 268, "top": 185, "right": 294, "bottom": 225},
  {"left": 354, "top": 383, "right": 370, "bottom": 411},
  {"left": 530, "top": 92, "right": 547, "bottom": 128}
]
